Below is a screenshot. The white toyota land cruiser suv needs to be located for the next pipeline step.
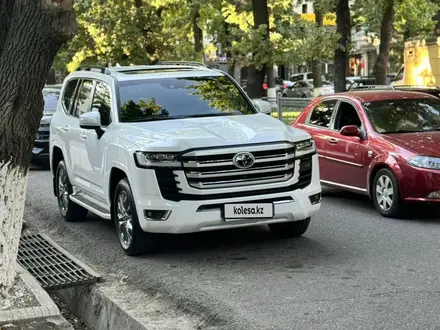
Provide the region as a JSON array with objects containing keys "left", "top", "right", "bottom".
[{"left": 50, "top": 63, "right": 321, "bottom": 255}]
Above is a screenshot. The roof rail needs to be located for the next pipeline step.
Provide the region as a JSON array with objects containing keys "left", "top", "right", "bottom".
[
  {"left": 75, "top": 65, "right": 110, "bottom": 74},
  {"left": 155, "top": 61, "right": 208, "bottom": 68}
]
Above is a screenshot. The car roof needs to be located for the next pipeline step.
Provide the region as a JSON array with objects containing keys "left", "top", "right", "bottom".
[{"left": 336, "top": 90, "right": 436, "bottom": 103}]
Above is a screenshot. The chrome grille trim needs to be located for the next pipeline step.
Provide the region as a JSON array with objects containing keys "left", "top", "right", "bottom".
[{"left": 181, "top": 142, "right": 296, "bottom": 189}]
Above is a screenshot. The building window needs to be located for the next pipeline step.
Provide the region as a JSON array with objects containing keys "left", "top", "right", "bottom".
[{"left": 302, "top": 4, "right": 307, "bottom": 13}]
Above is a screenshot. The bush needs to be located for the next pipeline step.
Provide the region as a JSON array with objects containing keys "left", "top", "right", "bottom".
[{"left": 271, "top": 110, "right": 301, "bottom": 125}]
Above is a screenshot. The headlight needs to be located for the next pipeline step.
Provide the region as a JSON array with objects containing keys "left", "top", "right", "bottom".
[
  {"left": 407, "top": 156, "right": 440, "bottom": 170},
  {"left": 296, "top": 139, "right": 315, "bottom": 156},
  {"left": 134, "top": 151, "right": 181, "bottom": 169}
]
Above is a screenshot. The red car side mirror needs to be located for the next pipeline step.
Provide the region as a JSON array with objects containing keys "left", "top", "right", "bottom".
[{"left": 340, "top": 125, "right": 360, "bottom": 137}]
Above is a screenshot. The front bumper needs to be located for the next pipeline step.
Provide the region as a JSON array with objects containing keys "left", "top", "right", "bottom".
[
  {"left": 131, "top": 154, "right": 321, "bottom": 234},
  {"left": 400, "top": 166, "right": 440, "bottom": 203}
]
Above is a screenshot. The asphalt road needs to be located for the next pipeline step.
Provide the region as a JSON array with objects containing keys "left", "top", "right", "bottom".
[{"left": 25, "top": 167, "right": 440, "bottom": 330}]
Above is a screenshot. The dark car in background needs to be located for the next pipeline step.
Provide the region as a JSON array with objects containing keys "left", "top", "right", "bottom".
[{"left": 32, "top": 87, "right": 61, "bottom": 165}]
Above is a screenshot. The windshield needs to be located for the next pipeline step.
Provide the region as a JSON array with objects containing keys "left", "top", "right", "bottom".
[
  {"left": 364, "top": 98, "right": 440, "bottom": 133},
  {"left": 118, "top": 75, "right": 256, "bottom": 122},
  {"left": 43, "top": 89, "right": 60, "bottom": 112}
]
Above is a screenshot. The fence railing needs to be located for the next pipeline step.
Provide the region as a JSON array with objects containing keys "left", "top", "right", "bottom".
[{"left": 262, "top": 95, "right": 312, "bottom": 124}]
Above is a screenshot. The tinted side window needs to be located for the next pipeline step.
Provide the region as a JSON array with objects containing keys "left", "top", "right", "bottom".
[
  {"left": 74, "top": 80, "right": 94, "bottom": 118},
  {"left": 308, "top": 99, "right": 338, "bottom": 128},
  {"left": 306, "top": 73, "right": 314, "bottom": 80},
  {"left": 62, "top": 79, "right": 79, "bottom": 113},
  {"left": 92, "top": 81, "right": 112, "bottom": 126}
]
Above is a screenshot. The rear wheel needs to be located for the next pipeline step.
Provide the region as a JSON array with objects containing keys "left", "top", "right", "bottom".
[
  {"left": 372, "top": 168, "right": 405, "bottom": 218},
  {"left": 113, "top": 178, "right": 158, "bottom": 256},
  {"left": 269, "top": 218, "right": 310, "bottom": 238},
  {"left": 56, "top": 160, "right": 88, "bottom": 222}
]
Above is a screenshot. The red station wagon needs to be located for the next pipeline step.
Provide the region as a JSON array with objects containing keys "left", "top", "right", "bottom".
[{"left": 291, "top": 90, "right": 440, "bottom": 217}]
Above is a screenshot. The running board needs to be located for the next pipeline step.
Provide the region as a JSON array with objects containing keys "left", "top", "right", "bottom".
[{"left": 70, "top": 195, "right": 111, "bottom": 220}]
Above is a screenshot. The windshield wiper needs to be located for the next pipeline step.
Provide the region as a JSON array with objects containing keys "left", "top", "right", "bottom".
[
  {"left": 124, "top": 116, "right": 180, "bottom": 122},
  {"left": 383, "top": 130, "right": 422, "bottom": 134},
  {"left": 181, "top": 113, "right": 239, "bottom": 119},
  {"left": 124, "top": 112, "right": 240, "bottom": 122}
]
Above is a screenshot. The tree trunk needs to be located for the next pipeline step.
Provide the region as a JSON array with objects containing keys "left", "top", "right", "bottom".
[
  {"left": 192, "top": 9, "right": 203, "bottom": 56},
  {"left": 312, "top": 10, "right": 324, "bottom": 95},
  {"left": 374, "top": 0, "right": 394, "bottom": 85},
  {"left": 46, "top": 68, "right": 57, "bottom": 85},
  {"left": 247, "top": 0, "right": 271, "bottom": 99},
  {"left": 334, "top": 0, "right": 351, "bottom": 93},
  {"left": 0, "top": 0, "right": 75, "bottom": 296}
]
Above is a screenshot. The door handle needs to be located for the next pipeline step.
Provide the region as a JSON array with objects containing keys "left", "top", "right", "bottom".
[
  {"left": 61, "top": 124, "right": 69, "bottom": 132},
  {"left": 80, "top": 132, "right": 87, "bottom": 141},
  {"left": 327, "top": 138, "right": 338, "bottom": 144}
]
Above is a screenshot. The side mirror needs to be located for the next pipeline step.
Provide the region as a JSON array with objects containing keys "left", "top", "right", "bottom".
[
  {"left": 79, "top": 111, "right": 105, "bottom": 139},
  {"left": 79, "top": 111, "right": 101, "bottom": 129},
  {"left": 340, "top": 125, "right": 360, "bottom": 137},
  {"left": 251, "top": 99, "right": 272, "bottom": 115}
]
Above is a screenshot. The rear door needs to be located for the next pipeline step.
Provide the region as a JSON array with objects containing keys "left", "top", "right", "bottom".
[{"left": 295, "top": 98, "right": 339, "bottom": 181}]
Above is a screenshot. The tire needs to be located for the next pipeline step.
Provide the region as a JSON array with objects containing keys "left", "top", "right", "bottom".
[
  {"left": 269, "top": 218, "right": 311, "bottom": 238},
  {"left": 113, "top": 178, "right": 158, "bottom": 256},
  {"left": 372, "top": 168, "right": 405, "bottom": 218},
  {"left": 56, "top": 160, "right": 88, "bottom": 222}
]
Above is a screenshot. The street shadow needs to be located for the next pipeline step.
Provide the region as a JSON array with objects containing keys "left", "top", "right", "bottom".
[
  {"left": 29, "top": 161, "right": 50, "bottom": 171},
  {"left": 322, "top": 187, "right": 440, "bottom": 221},
  {"left": 137, "top": 224, "right": 345, "bottom": 270}
]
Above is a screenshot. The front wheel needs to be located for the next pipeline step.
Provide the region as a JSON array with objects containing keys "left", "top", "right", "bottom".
[
  {"left": 372, "top": 168, "right": 405, "bottom": 218},
  {"left": 269, "top": 218, "right": 310, "bottom": 238},
  {"left": 56, "top": 160, "right": 88, "bottom": 222},
  {"left": 113, "top": 178, "right": 159, "bottom": 256}
]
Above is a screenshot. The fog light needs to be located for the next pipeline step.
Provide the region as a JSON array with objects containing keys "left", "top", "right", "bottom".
[
  {"left": 144, "top": 210, "right": 171, "bottom": 221},
  {"left": 428, "top": 191, "right": 440, "bottom": 199},
  {"left": 309, "top": 193, "right": 321, "bottom": 205}
]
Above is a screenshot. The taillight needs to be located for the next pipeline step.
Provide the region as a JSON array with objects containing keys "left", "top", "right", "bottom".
[
  {"left": 263, "top": 83, "right": 268, "bottom": 89},
  {"left": 283, "top": 83, "right": 286, "bottom": 89}
]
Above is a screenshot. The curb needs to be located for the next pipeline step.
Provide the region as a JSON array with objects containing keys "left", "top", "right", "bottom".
[
  {"left": 0, "top": 265, "right": 60, "bottom": 323},
  {"left": 56, "top": 284, "right": 148, "bottom": 330}
]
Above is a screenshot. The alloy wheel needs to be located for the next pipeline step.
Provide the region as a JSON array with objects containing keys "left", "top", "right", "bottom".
[
  {"left": 116, "top": 190, "right": 133, "bottom": 249},
  {"left": 57, "top": 168, "right": 69, "bottom": 216},
  {"left": 376, "top": 175, "right": 394, "bottom": 212}
]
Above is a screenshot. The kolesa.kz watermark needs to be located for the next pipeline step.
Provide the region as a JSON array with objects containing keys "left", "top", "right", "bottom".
[
  {"left": 224, "top": 203, "right": 274, "bottom": 219},
  {"left": 233, "top": 206, "right": 264, "bottom": 215}
]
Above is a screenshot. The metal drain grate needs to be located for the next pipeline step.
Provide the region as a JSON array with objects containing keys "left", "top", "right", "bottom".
[{"left": 17, "top": 233, "right": 101, "bottom": 290}]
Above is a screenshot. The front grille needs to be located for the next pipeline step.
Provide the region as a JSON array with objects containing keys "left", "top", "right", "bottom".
[{"left": 181, "top": 143, "right": 295, "bottom": 189}]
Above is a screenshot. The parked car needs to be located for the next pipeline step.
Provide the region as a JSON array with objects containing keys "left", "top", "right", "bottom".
[
  {"left": 283, "top": 80, "right": 334, "bottom": 98},
  {"left": 291, "top": 90, "right": 440, "bottom": 218},
  {"left": 289, "top": 72, "right": 326, "bottom": 83},
  {"left": 50, "top": 63, "right": 321, "bottom": 255},
  {"left": 347, "top": 76, "right": 376, "bottom": 90},
  {"left": 32, "top": 87, "right": 61, "bottom": 164},
  {"left": 241, "top": 76, "right": 285, "bottom": 96}
]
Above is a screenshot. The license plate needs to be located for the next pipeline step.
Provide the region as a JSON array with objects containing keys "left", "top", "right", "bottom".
[{"left": 223, "top": 203, "right": 274, "bottom": 220}]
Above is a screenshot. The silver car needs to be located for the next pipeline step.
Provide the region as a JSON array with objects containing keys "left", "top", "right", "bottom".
[{"left": 283, "top": 80, "right": 334, "bottom": 98}]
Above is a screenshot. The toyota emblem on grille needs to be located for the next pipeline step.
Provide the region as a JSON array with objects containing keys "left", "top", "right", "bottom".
[{"left": 233, "top": 152, "right": 255, "bottom": 169}]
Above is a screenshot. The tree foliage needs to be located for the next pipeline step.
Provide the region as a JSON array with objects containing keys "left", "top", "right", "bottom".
[
  {"left": 53, "top": 0, "right": 339, "bottom": 75},
  {"left": 352, "top": 0, "right": 440, "bottom": 39}
]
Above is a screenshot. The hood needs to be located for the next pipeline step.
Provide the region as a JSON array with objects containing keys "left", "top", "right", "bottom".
[
  {"left": 119, "top": 114, "right": 310, "bottom": 151},
  {"left": 381, "top": 131, "right": 440, "bottom": 157}
]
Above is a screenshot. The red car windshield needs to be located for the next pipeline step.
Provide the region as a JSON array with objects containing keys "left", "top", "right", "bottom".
[{"left": 364, "top": 98, "right": 440, "bottom": 134}]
